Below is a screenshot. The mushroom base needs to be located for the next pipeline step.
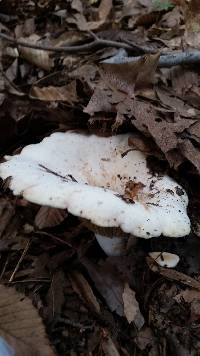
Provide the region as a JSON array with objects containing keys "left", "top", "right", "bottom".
[{"left": 95, "top": 234, "right": 128, "bottom": 256}]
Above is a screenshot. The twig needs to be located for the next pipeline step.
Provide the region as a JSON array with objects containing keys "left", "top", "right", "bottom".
[
  {"left": 0, "top": 31, "right": 135, "bottom": 53},
  {"left": 8, "top": 239, "right": 31, "bottom": 282},
  {"left": 103, "top": 50, "right": 200, "bottom": 67},
  {"left": 2, "top": 31, "right": 200, "bottom": 67}
]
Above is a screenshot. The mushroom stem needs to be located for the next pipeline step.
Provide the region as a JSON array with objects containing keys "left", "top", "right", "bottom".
[{"left": 95, "top": 234, "right": 128, "bottom": 256}]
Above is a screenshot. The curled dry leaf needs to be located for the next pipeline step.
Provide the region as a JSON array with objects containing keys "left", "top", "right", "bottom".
[
  {"left": 100, "top": 52, "right": 160, "bottom": 97},
  {"left": 18, "top": 34, "right": 53, "bottom": 71},
  {"left": 0, "top": 285, "right": 55, "bottom": 356},
  {"left": 35, "top": 206, "right": 67, "bottom": 229},
  {"left": 30, "top": 81, "right": 78, "bottom": 103},
  {"left": 122, "top": 283, "right": 145, "bottom": 329}
]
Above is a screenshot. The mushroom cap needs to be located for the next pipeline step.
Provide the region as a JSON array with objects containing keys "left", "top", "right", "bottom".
[
  {"left": 149, "top": 252, "right": 180, "bottom": 268},
  {"left": 0, "top": 132, "right": 190, "bottom": 238}
]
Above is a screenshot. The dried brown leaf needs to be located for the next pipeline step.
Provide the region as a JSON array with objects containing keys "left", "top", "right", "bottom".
[
  {"left": 19, "top": 34, "right": 52, "bottom": 71},
  {"left": 81, "top": 258, "right": 124, "bottom": 316},
  {"left": 101, "top": 334, "right": 121, "bottom": 356},
  {"left": 134, "top": 327, "right": 159, "bottom": 353},
  {"left": 179, "top": 139, "right": 200, "bottom": 174},
  {"left": 0, "top": 198, "right": 15, "bottom": 238},
  {"left": 30, "top": 81, "right": 77, "bottom": 103},
  {"left": 69, "top": 271, "right": 101, "bottom": 314},
  {"left": 147, "top": 256, "right": 200, "bottom": 291},
  {"left": 0, "top": 285, "right": 55, "bottom": 356},
  {"left": 35, "top": 206, "right": 67, "bottom": 229},
  {"left": 100, "top": 52, "right": 160, "bottom": 97},
  {"left": 128, "top": 134, "right": 162, "bottom": 156},
  {"left": 184, "top": 0, "right": 200, "bottom": 49},
  {"left": 156, "top": 87, "right": 198, "bottom": 117},
  {"left": 122, "top": 283, "right": 145, "bottom": 328},
  {"left": 84, "top": 86, "right": 113, "bottom": 115},
  {"left": 188, "top": 121, "right": 200, "bottom": 143},
  {"left": 68, "top": 0, "right": 112, "bottom": 31},
  {"left": 174, "top": 288, "right": 200, "bottom": 304}
]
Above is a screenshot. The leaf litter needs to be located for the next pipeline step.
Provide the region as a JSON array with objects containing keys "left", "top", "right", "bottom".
[{"left": 0, "top": 0, "right": 200, "bottom": 355}]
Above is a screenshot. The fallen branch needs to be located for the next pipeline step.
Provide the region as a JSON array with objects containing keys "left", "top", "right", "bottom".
[
  {"left": 0, "top": 31, "right": 136, "bottom": 53},
  {"left": 147, "top": 257, "right": 200, "bottom": 291},
  {"left": 1, "top": 31, "right": 200, "bottom": 67},
  {"left": 103, "top": 49, "right": 200, "bottom": 67}
]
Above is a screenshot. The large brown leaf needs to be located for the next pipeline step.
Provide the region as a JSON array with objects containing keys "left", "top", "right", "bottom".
[
  {"left": 100, "top": 52, "right": 160, "bottom": 97},
  {"left": 81, "top": 258, "right": 124, "bottom": 316},
  {"left": 35, "top": 206, "right": 67, "bottom": 229},
  {"left": 0, "top": 285, "right": 55, "bottom": 356}
]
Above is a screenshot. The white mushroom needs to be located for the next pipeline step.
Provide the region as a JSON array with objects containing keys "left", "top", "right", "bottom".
[
  {"left": 149, "top": 252, "right": 180, "bottom": 268},
  {"left": 95, "top": 234, "right": 127, "bottom": 256},
  {"left": 0, "top": 132, "right": 190, "bottom": 255}
]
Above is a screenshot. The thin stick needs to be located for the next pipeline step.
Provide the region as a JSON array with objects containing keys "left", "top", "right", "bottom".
[
  {"left": 0, "top": 32, "right": 135, "bottom": 53},
  {"left": 2, "top": 31, "right": 200, "bottom": 67},
  {"left": 9, "top": 239, "right": 31, "bottom": 282}
]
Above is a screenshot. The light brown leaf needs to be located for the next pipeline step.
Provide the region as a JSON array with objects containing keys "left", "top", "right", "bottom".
[
  {"left": 30, "top": 81, "right": 77, "bottom": 103},
  {"left": 100, "top": 53, "right": 160, "bottom": 97},
  {"left": 19, "top": 34, "right": 52, "bottom": 71},
  {"left": 122, "top": 283, "right": 145, "bottom": 329},
  {"left": 156, "top": 87, "right": 198, "bottom": 118},
  {"left": 35, "top": 206, "right": 67, "bottom": 229},
  {"left": 0, "top": 285, "right": 55, "bottom": 356}
]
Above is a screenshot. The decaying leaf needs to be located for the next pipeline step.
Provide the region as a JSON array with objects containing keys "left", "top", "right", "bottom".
[
  {"left": 147, "top": 256, "right": 200, "bottom": 291},
  {"left": 81, "top": 258, "right": 124, "bottom": 316},
  {"left": 67, "top": 0, "right": 112, "bottom": 31},
  {"left": 179, "top": 139, "right": 200, "bottom": 174},
  {"left": 101, "top": 333, "right": 121, "bottom": 356},
  {"left": 0, "top": 285, "right": 55, "bottom": 356},
  {"left": 69, "top": 271, "right": 101, "bottom": 314},
  {"left": 184, "top": 0, "right": 200, "bottom": 49},
  {"left": 100, "top": 52, "right": 160, "bottom": 97},
  {"left": 122, "top": 283, "right": 145, "bottom": 329},
  {"left": 30, "top": 81, "right": 78, "bottom": 103},
  {"left": 35, "top": 206, "right": 67, "bottom": 229},
  {"left": 18, "top": 34, "right": 53, "bottom": 70},
  {"left": 134, "top": 327, "right": 159, "bottom": 353},
  {"left": 0, "top": 198, "right": 15, "bottom": 239}
]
